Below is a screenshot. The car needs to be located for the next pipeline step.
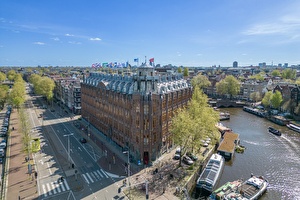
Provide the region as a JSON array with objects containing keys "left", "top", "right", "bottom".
[
  {"left": 80, "top": 138, "right": 87, "bottom": 143},
  {"left": 0, "top": 149, "right": 5, "bottom": 157},
  {"left": 182, "top": 155, "right": 194, "bottom": 165},
  {"left": 2, "top": 123, "right": 9, "bottom": 127},
  {"left": 0, "top": 142, "right": 6, "bottom": 149},
  {"left": 173, "top": 153, "right": 180, "bottom": 160},
  {"left": 0, "top": 132, "right": 6, "bottom": 137},
  {"left": 186, "top": 152, "right": 198, "bottom": 161},
  {"left": 0, "top": 157, "right": 2, "bottom": 164},
  {"left": 1, "top": 127, "right": 7, "bottom": 132},
  {"left": 175, "top": 147, "right": 181, "bottom": 154}
]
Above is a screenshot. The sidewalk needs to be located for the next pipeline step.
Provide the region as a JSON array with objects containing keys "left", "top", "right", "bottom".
[{"left": 6, "top": 109, "right": 38, "bottom": 200}]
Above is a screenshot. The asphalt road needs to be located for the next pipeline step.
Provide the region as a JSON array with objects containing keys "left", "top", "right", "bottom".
[{"left": 26, "top": 91, "right": 126, "bottom": 200}]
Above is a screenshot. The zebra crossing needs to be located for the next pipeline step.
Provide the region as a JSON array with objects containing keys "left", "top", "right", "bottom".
[
  {"left": 41, "top": 180, "right": 70, "bottom": 197},
  {"left": 82, "top": 169, "right": 109, "bottom": 184}
]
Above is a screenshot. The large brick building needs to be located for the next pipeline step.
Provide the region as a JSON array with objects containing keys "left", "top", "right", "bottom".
[{"left": 81, "top": 63, "right": 192, "bottom": 164}]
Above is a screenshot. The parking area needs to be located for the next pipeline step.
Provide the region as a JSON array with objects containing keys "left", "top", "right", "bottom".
[{"left": 0, "top": 105, "right": 11, "bottom": 176}]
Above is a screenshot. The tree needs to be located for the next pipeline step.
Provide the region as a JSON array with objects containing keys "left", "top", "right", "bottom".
[
  {"left": 183, "top": 67, "right": 189, "bottom": 77},
  {"left": 271, "top": 70, "right": 281, "bottom": 77},
  {"left": 0, "top": 72, "right": 6, "bottom": 82},
  {"left": 261, "top": 91, "right": 273, "bottom": 108},
  {"left": 270, "top": 90, "right": 283, "bottom": 109},
  {"left": 250, "top": 92, "right": 262, "bottom": 102},
  {"left": 9, "top": 80, "right": 26, "bottom": 108},
  {"left": 171, "top": 86, "right": 220, "bottom": 166},
  {"left": 29, "top": 74, "right": 55, "bottom": 103},
  {"left": 191, "top": 74, "right": 211, "bottom": 89},
  {"left": 282, "top": 68, "right": 296, "bottom": 80},
  {"left": 0, "top": 85, "right": 9, "bottom": 108},
  {"left": 249, "top": 73, "right": 264, "bottom": 81},
  {"left": 7, "top": 69, "right": 17, "bottom": 82},
  {"left": 178, "top": 67, "right": 182, "bottom": 73},
  {"left": 216, "top": 75, "right": 240, "bottom": 98}
]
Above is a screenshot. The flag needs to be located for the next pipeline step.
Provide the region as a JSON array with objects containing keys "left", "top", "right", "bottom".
[
  {"left": 92, "top": 63, "right": 95, "bottom": 68},
  {"left": 134, "top": 58, "right": 139, "bottom": 62},
  {"left": 102, "top": 62, "right": 108, "bottom": 67},
  {"left": 149, "top": 58, "right": 154, "bottom": 63}
]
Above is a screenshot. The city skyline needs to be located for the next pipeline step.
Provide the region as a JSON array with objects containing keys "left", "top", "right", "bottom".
[{"left": 1, "top": 0, "right": 300, "bottom": 67}]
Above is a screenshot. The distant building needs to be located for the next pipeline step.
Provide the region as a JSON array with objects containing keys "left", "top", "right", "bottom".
[
  {"left": 233, "top": 61, "right": 238, "bottom": 68},
  {"left": 81, "top": 63, "right": 192, "bottom": 164}
]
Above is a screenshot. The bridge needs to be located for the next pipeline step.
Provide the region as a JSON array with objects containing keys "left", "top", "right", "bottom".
[{"left": 209, "top": 99, "right": 246, "bottom": 108}]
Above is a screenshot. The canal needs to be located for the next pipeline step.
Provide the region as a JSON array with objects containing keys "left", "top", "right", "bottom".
[{"left": 218, "top": 108, "right": 300, "bottom": 200}]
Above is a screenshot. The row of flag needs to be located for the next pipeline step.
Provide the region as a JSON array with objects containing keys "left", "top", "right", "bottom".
[{"left": 91, "top": 58, "right": 155, "bottom": 68}]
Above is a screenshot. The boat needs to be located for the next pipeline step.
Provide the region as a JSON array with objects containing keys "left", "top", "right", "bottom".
[
  {"left": 220, "top": 112, "right": 230, "bottom": 121},
  {"left": 268, "top": 126, "right": 281, "bottom": 136},
  {"left": 235, "top": 145, "right": 246, "bottom": 153},
  {"left": 224, "top": 175, "right": 269, "bottom": 200},
  {"left": 208, "top": 179, "right": 243, "bottom": 200},
  {"left": 196, "top": 154, "right": 225, "bottom": 195},
  {"left": 286, "top": 123, "right": 300, "bottom": 133}
]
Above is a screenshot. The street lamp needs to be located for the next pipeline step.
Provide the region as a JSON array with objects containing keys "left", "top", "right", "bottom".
[
  {"left": 122, "top": 149, "right": 130, "bottom": 188},
  {"left": 64, "top": 133, "right": 74, "bottom": 166}
]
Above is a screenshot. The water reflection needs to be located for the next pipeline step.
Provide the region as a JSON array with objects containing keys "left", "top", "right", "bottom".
[{"left": 218, "top": 108, "right": 300, "bottom": 200}]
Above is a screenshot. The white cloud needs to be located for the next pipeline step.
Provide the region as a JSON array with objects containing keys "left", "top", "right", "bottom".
[
  {"left": 51, "top": 37, "right": 60, "bottom": 41},
  {"left": 33, "top": 42, "right": 45, "bottom": 45},
  {"left": 68, "top": 41, "right": 81, "bottom": 45},
  {"left": 243, "top": 12, "right": 300, "bottom": 36},
  {"left": 89, "top": 37, "right": 101, "bottom": 41},
  {"left": 65, "top": 33, "right": 74, "bottom": 37}
]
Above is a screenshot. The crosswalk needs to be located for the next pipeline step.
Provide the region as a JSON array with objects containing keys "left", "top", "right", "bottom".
[
  {"left": 42, "top": 180, "right": 70, "bottom": 197},
  {"left": 82, "top": 169, "right": 109, "bottom": 184}
]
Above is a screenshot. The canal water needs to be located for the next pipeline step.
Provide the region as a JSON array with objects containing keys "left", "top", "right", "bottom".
[{"left": 218, "top": 108, "right": 300, "bottom": 200}]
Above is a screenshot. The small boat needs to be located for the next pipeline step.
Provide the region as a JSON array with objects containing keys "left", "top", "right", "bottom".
[
  {"left": 224, "top": 175, "right": 269, "bottom": 200},
  {"left": 209, "top": 179, "right": 243, "bottom": 200},
  {"left": 268, "top": 126, "right": 281, "bottom": 136},
  {"left": 219, "top": 112, "right": 230, "bottom": 121},
  {"left": 235, "top": 145, "right": 246, "bottom": 153},
  {"left": 196, "top": 154, "right": 225, "bottom": 195},
  {"left": 286, "top": 123, "right": 300, "bottom": 133}
]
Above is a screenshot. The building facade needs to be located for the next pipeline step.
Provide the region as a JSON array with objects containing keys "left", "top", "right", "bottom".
[{"left": 81, "top": 63, "right": 192, "bottom": 164}]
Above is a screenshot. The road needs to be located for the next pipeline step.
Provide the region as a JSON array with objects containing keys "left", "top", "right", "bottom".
[{"left": 26, "top": 90, "right": 126, "bottom": 199}]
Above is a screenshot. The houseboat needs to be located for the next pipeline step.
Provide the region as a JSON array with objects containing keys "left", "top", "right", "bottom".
[
  {"left": 196, "top": 154, "right": 225, "bottom": 195},
  {"left": 224, "top": 175, "right": 268, "bottom": 200},
  {"left": 208, "top": 179, "right": 243, "bottom": 200},
  {"left": 286, "top": 123, "right": 300, "bottom": 133},
  {"left": 217, "top": 131, "right": 240, "bottom": 160},
  {"left": 243, "top": 106, "right": 267, "bottom": 118},
  {"left": 268, "top": 126, "right": 281, "bottom": 136},
  {"left": 268, "top": 115, "right": 290, "bottom": 126}
]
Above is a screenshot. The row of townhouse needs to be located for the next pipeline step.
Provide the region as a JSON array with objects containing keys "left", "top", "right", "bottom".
[
  {"left": 203, "top": 72, "right": 300, "bottom": 115},
  {"left": 52, "top": 76, "right": 82, "bottom": 115}
]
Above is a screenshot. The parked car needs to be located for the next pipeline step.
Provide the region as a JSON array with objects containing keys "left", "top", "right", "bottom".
[
  {"left": 186, "top": 152, "right": 198, "bottom": 161},
  {"left": 0, "top": 142, "right": 6, "bottom": 149},
  {"left": 0, "top": 157, "right": 3, "bottom": 164},
  {"left": 80, "top": 138, "right": 87, "bottom": 143},
  {"left": 176, "top": 147, "right": 181, "bottom": 154},
  {"left": 0, "top": 149, "right": 5, "bottom": 157},
  {"left": 173, "top": 153, "right": 180, "bottom": 160},
  {"left": 182, "top": 155, "right": 194, "bottom": 165},
  {"left": 0, "top": 132, "right": 6, "bottom": 137}
]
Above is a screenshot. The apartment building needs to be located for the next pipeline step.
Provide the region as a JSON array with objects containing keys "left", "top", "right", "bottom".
[{"left": 81, "top": 63, "right": 192, "bottom": 164}]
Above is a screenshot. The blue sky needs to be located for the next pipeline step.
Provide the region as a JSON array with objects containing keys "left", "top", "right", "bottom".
[{"left": 1, "top": 0, "right": 300, "bottom": 67}]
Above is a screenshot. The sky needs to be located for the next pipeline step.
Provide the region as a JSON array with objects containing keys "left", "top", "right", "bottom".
[{"left": 1, "top": 0, "right": 300, "bottom": 67}]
